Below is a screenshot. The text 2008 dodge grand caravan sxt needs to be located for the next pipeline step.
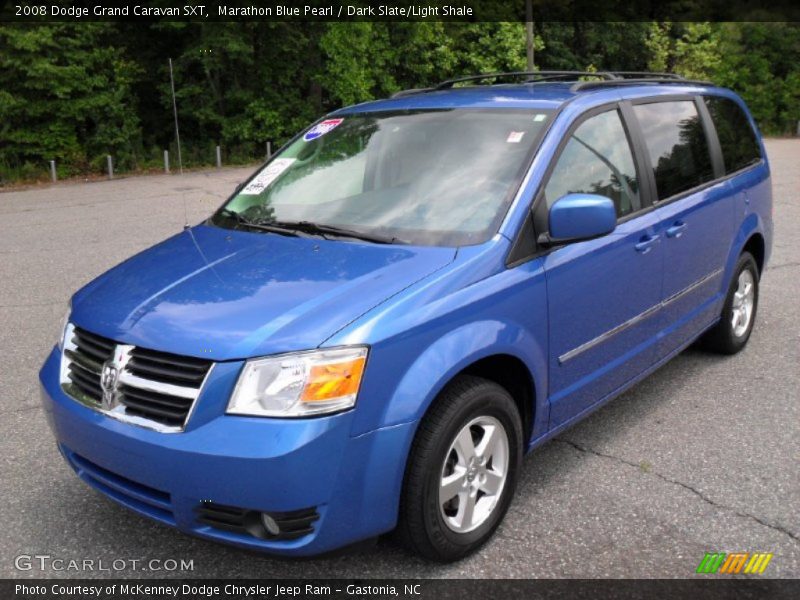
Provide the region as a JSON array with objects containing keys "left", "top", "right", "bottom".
[{"left": 40, "top": 72, "right": 772, "bottom": 561}]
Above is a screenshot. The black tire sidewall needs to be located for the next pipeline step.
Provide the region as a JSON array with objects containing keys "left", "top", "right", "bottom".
[{"left": 417, "top": 383, "right": 522, "bottom": 557}]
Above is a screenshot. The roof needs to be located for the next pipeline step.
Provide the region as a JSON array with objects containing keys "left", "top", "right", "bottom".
[
  {"left": 336, "top": 83, "right": 577, "bottom": 113},
  {"left": 333, "top": 72, "right": 722, "bottom": 115}
]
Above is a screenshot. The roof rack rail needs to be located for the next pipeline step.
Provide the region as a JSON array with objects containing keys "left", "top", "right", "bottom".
[
  {"left": 610, "top": 71, "right": 685, "bottom": 80},
  {"left": 571, "top": 77, "right": 713, "bottom": 91},
  {"left": 388, "top": 71, "right": 707, "bottom": 98},
  {"left": 435, "top": 70, "right": 619, "bottom": 90},
  {"left": 389, "top": 71, "right": 618, "bottom": 99},
  {"left": 390, "top": 87, "right": 435, "bottom": 99}
]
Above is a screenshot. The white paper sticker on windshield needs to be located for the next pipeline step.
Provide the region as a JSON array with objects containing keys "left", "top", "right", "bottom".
[
  {"left": 240, "top": 158, "right": 296, "bottom": 195},
  {"left": 507, "top": 131, "right": 525, "bottom": 143},
  {"left": 533, "top": 113, "right": 547, "bottom": 122},
  {"left": 303, "top": 118, "right": 344, "bottom": 142}
]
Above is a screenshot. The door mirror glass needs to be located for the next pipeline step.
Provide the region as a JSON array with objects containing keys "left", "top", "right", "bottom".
[{"left": 546, "top": 193, "right": 616, "bottom": 243}]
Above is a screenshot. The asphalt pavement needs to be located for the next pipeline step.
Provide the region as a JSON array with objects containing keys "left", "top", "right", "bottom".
[{"left": 1, "top": 140, "right": 797, "bottom": 578}]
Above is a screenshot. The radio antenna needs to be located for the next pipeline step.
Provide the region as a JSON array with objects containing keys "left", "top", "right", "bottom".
[
  {"left": 168, "top": 58, "right": 184, "bottom": 175},
  {"left": 182, "top": 190, "right": 189, "bottom": 231},
  {"left": 168, "top": 58, "right": 188, "bottom": 230}
]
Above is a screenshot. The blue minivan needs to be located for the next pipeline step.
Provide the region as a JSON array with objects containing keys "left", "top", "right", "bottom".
[{"left": 40, "top": 72, "right": 772, "bottom": 561}]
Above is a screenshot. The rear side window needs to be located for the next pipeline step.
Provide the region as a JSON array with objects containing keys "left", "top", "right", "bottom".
[
  {"left": 633, "top": 101, "right": 714, "bottom": 201},
  {"left": 544, "top": 109, "right": 641, "bottom": 218},
  {"left": 704, "top": 96, "right": 761, "bottom": 173}
]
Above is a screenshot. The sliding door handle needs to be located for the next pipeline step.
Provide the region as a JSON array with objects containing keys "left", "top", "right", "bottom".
[{"left": 666, "top": 221, "right": 688, "bottom": 238}]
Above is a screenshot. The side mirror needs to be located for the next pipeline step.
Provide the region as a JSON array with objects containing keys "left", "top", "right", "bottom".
[{"left": 541, "top": 193, "right": 616, "bottom": 245}]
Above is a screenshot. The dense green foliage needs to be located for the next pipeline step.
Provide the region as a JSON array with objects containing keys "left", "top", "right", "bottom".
[{"left": 0, "top": 22, "right": 797, "bottom": 183}]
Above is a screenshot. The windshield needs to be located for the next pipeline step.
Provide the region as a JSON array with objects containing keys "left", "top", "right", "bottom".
[{"left": 211, "top": 109, "right": 552, "bottom": 246}]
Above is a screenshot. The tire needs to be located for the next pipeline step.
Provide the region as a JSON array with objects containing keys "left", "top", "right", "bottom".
[
  {"left": 700, "top": 252, "right": 760, "bottom": 354},
  {"left": 397, "top": 375, "right": 523, "bottom": 562}
]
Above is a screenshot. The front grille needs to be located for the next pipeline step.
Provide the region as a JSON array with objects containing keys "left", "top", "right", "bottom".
[
  {"left": 196, "top": 501, "right": 319, "bottom": 541},
  {"left": 118, "top": 384, "right": 195, "bottom": 427},
  {"left": 64, "top": 327, "right": 115, "bottom": 404},
  {"left": 61, "top": 324, "right": 213, "bottom": 431},
  {"left": 127, "top": 347, "right": 211, "bottom": 387}
]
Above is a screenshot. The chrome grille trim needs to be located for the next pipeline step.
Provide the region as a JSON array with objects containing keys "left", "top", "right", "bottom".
[
  {"left": 60, "top": 323, "right": 213, "bottom": 433},
  {"left": 117, "top": 371, "right": 198, "bottom": 399}
]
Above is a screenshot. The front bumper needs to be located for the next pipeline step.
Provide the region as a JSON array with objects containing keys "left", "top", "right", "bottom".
[{"left": 39, "top": 347, "right": 415, "bottom": 556}]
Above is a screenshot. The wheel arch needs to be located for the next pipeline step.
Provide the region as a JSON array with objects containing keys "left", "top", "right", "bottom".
[
  {"left": 723, "top": 214, "right": 766, "bottom": 293},
  {"left": 742, "top": 232, "right": 766, "bottom": 276},
  {"left": 381, "top": 320, "right": 547, "bottom": 447},
  {"left": 460, "top": 354, "right": 535, "bottom": 445}
]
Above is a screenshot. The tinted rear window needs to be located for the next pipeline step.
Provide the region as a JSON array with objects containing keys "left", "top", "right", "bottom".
[
  {"left": 633, "top": 100, "right": 714, "bottom": 200},
  {"left": 704, "top": 96, "right": 761, "bottom": 173}
]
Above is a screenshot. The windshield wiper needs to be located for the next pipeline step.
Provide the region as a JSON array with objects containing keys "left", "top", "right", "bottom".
[
  {"left": 215, "top": 211, "right": 404, "bottom": 244},
  {"left": 272, "top": 220, "right": 405, "bottom": 244},
  {"left": 215, "top": 209, "right": 301, "bottom": 237}
]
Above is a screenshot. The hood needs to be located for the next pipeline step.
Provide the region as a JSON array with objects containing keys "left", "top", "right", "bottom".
[{"left": 71, "top": 224, "right": 455, "bottom": 360}]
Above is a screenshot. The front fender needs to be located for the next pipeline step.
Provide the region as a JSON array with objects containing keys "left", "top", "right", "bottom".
[
  {"left": 381, "top": 320, "right": 548, "bottom": 441},
  {"left": 335, "top": 321, "right": 547, "bottom": 538},
  {"left": 328, "top": 240, "right": 550, "bottom": 440}
]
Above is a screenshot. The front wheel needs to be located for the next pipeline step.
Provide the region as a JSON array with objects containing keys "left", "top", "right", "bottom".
[
  {"left": 700, "top": 252, "right": 760, "bottom": 354},
  {"left": 397, "top": 375, "right": 523, "bottom": 562}
]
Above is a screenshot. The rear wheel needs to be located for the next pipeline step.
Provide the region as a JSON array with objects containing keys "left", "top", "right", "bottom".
[
  {"left": 397, "top": 375, "right": 523, "bottom": 562},
  {"left": 701, "top": 252, "right": 759, "bottom": 354}
]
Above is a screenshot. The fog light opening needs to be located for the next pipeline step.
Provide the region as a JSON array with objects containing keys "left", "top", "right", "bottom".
[{"left": 260, "top": 513, "right": 281, "bottom": 537}]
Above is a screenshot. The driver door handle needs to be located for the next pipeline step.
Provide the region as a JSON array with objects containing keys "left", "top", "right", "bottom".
[{"left": 634, "top": 234, "right": 660, "bottom": 254}]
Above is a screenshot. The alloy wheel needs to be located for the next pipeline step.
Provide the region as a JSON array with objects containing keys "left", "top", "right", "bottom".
[
  {"left": 439, "top": 416, "right": 509, "bottom": 533},
  {"left": 731, "top": 269, "right": 755, "bottom": 337}
]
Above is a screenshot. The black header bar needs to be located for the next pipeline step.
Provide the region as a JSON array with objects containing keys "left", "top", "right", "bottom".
[
  {"left": 2, "top": 0, "right": 799, "bottom": 23},
  {"left": 4, "top": 578, "right": 799, "bottom": 600}
]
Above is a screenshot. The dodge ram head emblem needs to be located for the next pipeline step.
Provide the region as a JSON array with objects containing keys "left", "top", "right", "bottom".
[
  {"left": 100, "top": 362, "right": 120, "bottom": 409},
  {"left": 97, "top": 345, "right": 134, "bottom": 411}
]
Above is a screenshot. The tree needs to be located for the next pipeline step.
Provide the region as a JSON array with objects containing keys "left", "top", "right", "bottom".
[
  {"left": 0, "top": 21, "right": 796, "bottom": 183},
  {"left": 0, "top": 23, "right": 140, "bottom": 180},
  {"left": 714, "top": 23, "right": 800, "bottom": 135},
  {"left": 645, "top": 22, "right": 721, "bottom": 80}
]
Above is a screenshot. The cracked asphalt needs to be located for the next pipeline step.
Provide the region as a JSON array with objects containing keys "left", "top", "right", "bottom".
[{"left": 0, "top": 139, "right": 797, "bottom": 579}]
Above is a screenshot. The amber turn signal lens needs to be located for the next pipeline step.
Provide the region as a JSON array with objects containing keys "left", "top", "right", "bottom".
[{"left": 300, "top": 357, "right": 366, "bottom": 403}]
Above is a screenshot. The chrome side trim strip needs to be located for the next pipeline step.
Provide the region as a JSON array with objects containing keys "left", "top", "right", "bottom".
[
  {"left": 662, "top": 268, "right": 723, "bottom": 307},
  {"left": 558, "top": 268, "right": 724, "bottom": 365},
  {"left": 558, "top": 304, "right": 661, "bottom": 365}
]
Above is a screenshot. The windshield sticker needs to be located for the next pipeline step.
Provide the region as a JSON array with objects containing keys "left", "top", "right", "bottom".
[
  {"left": 533, "top": 113, "right": 547, "bottom": 122},
  {"left": 240, "top": 158, "right": 296, "bottom": 195},
  {"left": 303, "top": 118, "right": 344, "bottom": 142},
  {"left": 506, "top": 131, "right": 525, "bottom": 143}
]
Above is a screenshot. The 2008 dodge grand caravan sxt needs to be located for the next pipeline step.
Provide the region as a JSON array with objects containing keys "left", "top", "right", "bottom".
[{"left": 40, "top": 72, "right": 772, "bottom": 561}]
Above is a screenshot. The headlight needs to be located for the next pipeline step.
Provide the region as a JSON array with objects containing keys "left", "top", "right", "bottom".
[
  {"left": 227, "top": 347, "right": 368, "bottom": 417},
  {"left": 57, "top": 304, "right": 71, "bottom": 350}
]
